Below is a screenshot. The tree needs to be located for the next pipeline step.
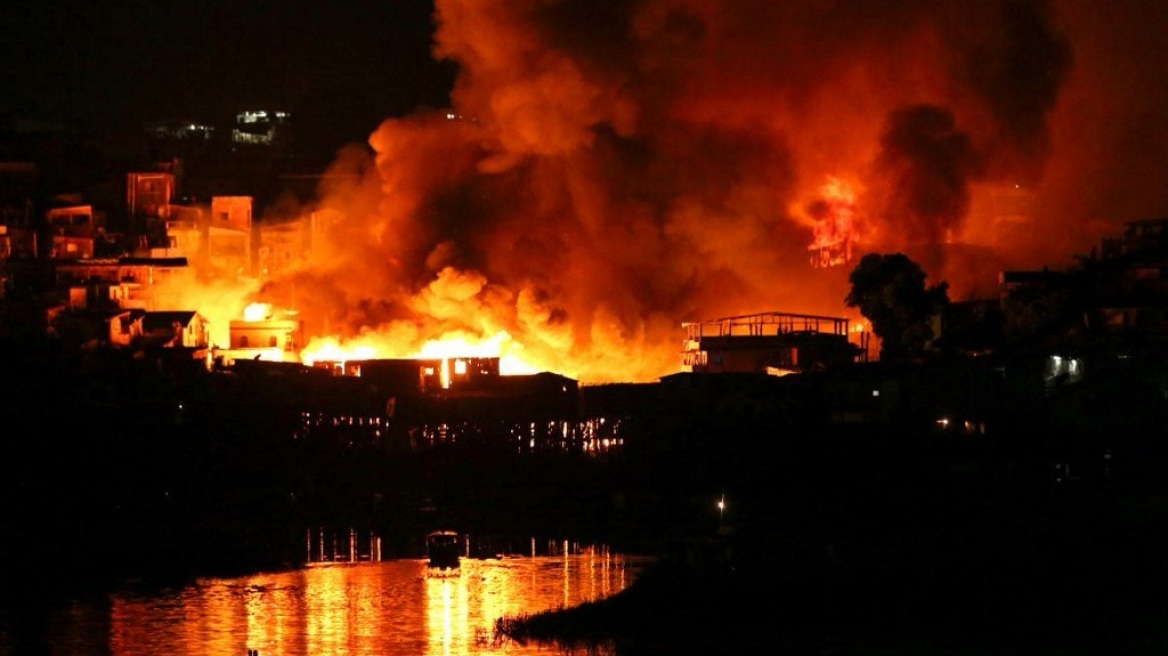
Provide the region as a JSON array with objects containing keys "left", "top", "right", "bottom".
[{"left": 845, "top": 252, "right": 949, "bottom": 362}]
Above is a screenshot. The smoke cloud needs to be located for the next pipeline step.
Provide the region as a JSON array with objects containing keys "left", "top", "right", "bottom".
[
  {"left": 248, "top": 0, "right": 1164, "bottom": 383},
  {"left": 867, "top": 104, "right": 984, "bottom": 246}
]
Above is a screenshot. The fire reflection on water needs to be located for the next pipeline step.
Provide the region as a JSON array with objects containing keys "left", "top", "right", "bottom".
[
  {"left": 101, "top": 546, "right": 648, "bottom": 656},
  {"left": 426, "top": 576, "right": 458, "bottom": 656}
]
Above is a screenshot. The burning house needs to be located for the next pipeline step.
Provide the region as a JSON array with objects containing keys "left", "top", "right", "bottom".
[
  {"left": 225, "top": 304, "right": 303, "bottom": 363},
  {"left": 331, "top": 356, "right": 502, "bottom": 396}
]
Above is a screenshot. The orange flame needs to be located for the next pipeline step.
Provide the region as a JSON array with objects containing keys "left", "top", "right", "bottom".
[
  {"left": 803, "top": 177, "right": 859, "bottom": 268},
  {"left": 242, "top": 302, "right": 272, "bottom": 321},
  {"left": 300, "top": 329, "right": 540, "bottom": 376}
]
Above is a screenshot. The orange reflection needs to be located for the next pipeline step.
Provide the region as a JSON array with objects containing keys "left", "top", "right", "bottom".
[{"left": 106, "top": 547, "right": 649, "bottom": 656}]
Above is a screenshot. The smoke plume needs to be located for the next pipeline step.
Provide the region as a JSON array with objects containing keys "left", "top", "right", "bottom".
[{"left": 866, "top": 104, "right": 983, "bottom": 247}]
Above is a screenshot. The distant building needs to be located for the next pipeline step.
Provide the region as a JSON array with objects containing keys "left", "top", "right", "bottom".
[
  {"left": 1090, "top": 217, "right": 1168, "bottom": 341},
  {"left": 304, "top": 356, "right": 583, "bottom": 451},
  {"left": 165, "top": 195, "right": 254, "bottom": 275},
  {"left": 126, "top": 171, "right": 175, "bottom": 220},
  {"left": 45, "top": 204, "right": 98, "bottom": 259},
  {"left": 338, "top": 356, "right": 501, "bottom": 393},
  {"left": 681, "top": 311, "right": 867, "bottom": 375},
  {"left": 53, "top": 256, "right": 191, "bottom": 311},
  {"left": 141, "top": 310, "right": 209, "bottom": 349},
  {"left": 232, "top": 110, "right": 291, "bottom": 148},
  {"left": 1100, "top": 217, "right": 1168, "bottom": 261},
  {"left": 255, "top": 206, "right": 345, "bottom": 279},
  {"left": 998, "top": 268, "right": 1068, "bottom": 300},
  {"left": 226, "top": 310, "right": 302, "bottom": 362},
  {"left": 45, "top": 306, "right": 143, "bottom": 350},
  {"left": 145, "top": 120, "right": 216, "bottom": 143},
  {"left": 208, "top": 196, "right": 253, "bottom": 275},
  {"left": 998, "top": 216, "right": 1168, "bottom": 346},
  {"left": 256, "top": 217, "right": 308, "bottom": 278}
]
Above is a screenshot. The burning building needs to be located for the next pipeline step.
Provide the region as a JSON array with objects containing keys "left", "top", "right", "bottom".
[
  {"left": 6, "top": 0, "right": 1166, "bottom": 388},
  {"left": 225, "top": 303, "right": 303, "bottom": 363}
]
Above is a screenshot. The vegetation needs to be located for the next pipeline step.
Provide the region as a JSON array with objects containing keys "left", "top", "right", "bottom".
[{"left": 845, "top": 252, "right": 950, "bottom": 361}]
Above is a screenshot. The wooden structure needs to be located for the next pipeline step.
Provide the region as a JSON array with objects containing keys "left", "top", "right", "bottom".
[{"left": 681, "top": 311, "right": 866, "bottom": 375}]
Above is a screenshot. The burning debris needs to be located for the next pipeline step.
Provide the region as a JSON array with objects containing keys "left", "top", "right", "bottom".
[{"left": 803, "top": 177, "right": 859, "bottom": 269}]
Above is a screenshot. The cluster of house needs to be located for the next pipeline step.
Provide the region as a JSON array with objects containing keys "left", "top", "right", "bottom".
[
  {"left": 0, "top": 160, "right": 340, "bottom": 360},
  {"left": 997, "top": 217, "right": 1168, "bottom": 342},
  {"left": 3, "top": 151, "right": 1165, "bottom": 365},
  {"left": 2, "top": 127, "right": 1166, "bottom": 459}
]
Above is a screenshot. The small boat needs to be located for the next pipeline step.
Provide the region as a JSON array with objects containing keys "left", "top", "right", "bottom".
[{"left": 426, "top": 530, "right": 461, "bottom": 571}]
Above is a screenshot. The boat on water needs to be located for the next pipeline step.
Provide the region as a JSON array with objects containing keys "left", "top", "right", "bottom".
[{"left": 426, "top": 530, "right": 462, "bottom": 571}]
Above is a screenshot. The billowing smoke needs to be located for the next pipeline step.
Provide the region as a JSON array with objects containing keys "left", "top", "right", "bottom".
[
  {"left": 866, "top": 104, "right": 983, "bottom": 247},
  {"left": 953, "top": 0, "right": 1073, "bottom": 184},
  {"left": 252, "top": 0, "right": 1144, "bottom": 383}
]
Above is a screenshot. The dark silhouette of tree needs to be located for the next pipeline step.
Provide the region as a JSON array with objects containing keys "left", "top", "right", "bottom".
[{"left": 845, "top": 252, "right": 949, "bottom": 361}]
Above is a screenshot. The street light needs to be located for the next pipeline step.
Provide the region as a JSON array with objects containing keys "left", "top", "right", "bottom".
[{"left": 717, "top": 493, "right": 725, "bottom": 522}]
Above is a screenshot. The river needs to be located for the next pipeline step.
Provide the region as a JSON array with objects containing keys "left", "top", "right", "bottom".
[{"left": 0, "top": 543, "right": 652, "bottom": 656}]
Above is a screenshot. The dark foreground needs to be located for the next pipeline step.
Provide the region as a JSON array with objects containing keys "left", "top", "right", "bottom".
[
  {"left": 4, "top": 342, "right": 1168, "bottom": 655},
  {"left": 498, "top": 466, "right": 1168, "bottom": 655}
]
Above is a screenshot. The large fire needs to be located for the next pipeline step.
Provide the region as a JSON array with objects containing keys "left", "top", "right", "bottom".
[
  {"left": 153, "top": 0, "right": 1168, "bottom": 384},
  {"left": 299, "top": 330, "right": 540, "bottom": 376}
]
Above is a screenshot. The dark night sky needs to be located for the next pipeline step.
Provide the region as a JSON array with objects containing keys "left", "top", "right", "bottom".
[{"left": 0, "top": 0, "right": 455, "bottom": 150}]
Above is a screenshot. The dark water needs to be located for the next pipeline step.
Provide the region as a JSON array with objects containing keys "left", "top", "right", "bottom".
[{"left": 0, "top": 545, "right": 651, "bottom": 656}]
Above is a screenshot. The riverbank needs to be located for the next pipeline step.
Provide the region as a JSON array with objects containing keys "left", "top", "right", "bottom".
[
  {"left": 497, "top": 479, "right": 1168, "bottom": 655},
  {"left": 498, "top": 549, "right": 1168, "bottom": 655}
]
